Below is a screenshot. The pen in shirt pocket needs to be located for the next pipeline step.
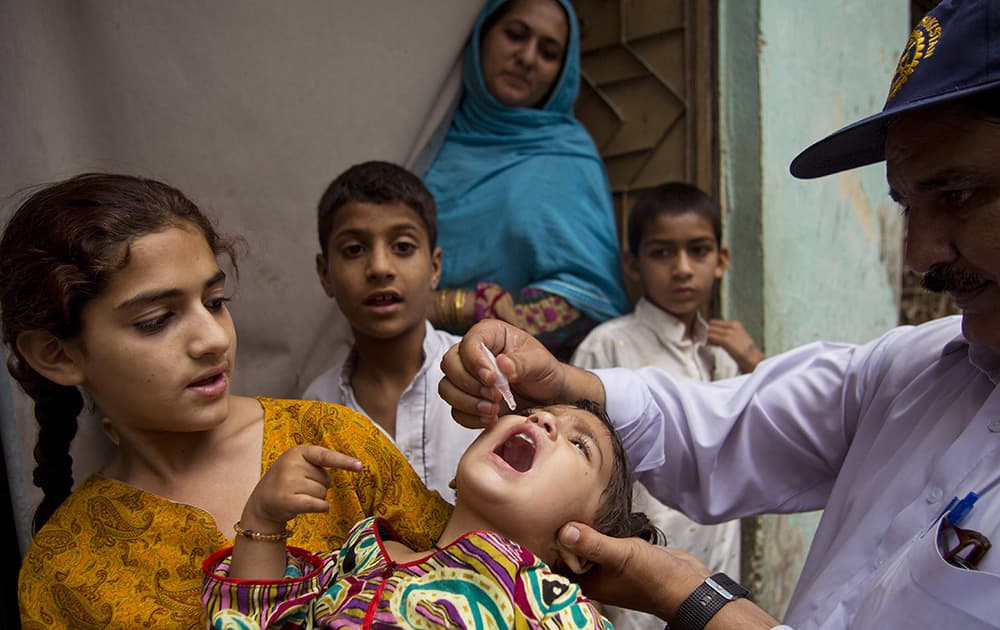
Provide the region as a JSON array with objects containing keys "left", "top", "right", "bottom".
[
  {"left": 922, "top": 491, "right": 978, "bottom": 539},
  {"left": 938, "top": 491, "right": 990, "bottom": 570},
  {"left": 945, "top": 491, "right": 979, "bottom": 527}
]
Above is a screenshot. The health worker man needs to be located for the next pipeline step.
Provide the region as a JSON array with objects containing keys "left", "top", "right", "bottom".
[{"left": 439, "top": 0, "right": 1000, "bottom": 628}]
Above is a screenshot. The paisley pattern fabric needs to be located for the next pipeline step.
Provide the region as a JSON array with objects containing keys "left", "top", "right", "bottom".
[
  {"left": 18, "top": 397, "right": 452, "bottom": 629},
  {"left": 203, "top": 516, "right": 609, "bottom": 629}
]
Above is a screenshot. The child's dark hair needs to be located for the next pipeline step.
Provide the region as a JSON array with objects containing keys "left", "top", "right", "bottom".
[
  {"left": 317, "top": 161, "right": 438, "bottom": 255},
  {"left": 0, "top": 173, "right": 238, "bottom": 534},
  {"left": 627, "top": 182, "right": 722, "bottom": 254},
  {"left": 573, "top": 399, "right": 660, "bottom": 545}
]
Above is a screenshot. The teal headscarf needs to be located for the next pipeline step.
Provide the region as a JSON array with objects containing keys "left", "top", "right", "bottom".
[{"left": 423, "top": 0, "right": 629, "bottom": 321}]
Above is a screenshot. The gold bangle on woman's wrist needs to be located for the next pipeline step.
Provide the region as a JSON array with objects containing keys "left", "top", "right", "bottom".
[
  {"left": 233, "top": 520, "right": 292, "bottom": 543},
  {"left": 436, "top": 289, "right": 451, "bottom": 327},
  {"left": 452, "top": 289, "right": 467, "bottom": 329},
  {"left": 435, "top": 289, "right": 467, "bottom": 329}
]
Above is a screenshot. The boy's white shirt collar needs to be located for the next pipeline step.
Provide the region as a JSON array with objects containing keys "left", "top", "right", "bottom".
[
  {"left": 338, "top": 321, "right": 437, "bottom": 394},
  {"left": 633, "top": 297, "right": 710, "bottom": 347},
  {"left": 334, "top": 319, "right": 455, "bottom": 449}
]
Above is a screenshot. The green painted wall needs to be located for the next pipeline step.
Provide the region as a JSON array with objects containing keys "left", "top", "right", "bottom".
[
  {"left": 718, "top": 0, "right": 908, "bottom": 618},
  {"left": 757, "top": 0, "right": 906, "bottom": 349},
  {"left": 721, "top": 0, "right": 906, "bottom": 350}
]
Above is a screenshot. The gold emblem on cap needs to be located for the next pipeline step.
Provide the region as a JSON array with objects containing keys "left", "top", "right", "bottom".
[{"left": 887, "top": 15, "right": 941, "bottom": 102}]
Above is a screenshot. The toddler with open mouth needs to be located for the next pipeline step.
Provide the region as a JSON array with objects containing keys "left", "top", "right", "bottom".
[{"left": 203, "top": 400, "right": 658, "bottom": 629}]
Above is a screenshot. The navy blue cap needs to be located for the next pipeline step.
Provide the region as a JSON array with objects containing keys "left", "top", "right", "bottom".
[{"left": 790, "top": 0, "right": 1000, "bottom": 179}]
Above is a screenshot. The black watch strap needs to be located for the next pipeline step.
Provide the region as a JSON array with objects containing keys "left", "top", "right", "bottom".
[{"left": 670, "top": 572, "right": 750, "bottom": 630}]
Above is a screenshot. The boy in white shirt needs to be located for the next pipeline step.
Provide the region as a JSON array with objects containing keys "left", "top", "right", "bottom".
[
  {"left": 572, "top": 182, "right": 762, "bottom": 629},
  {"left": 572, "top": 182, "right": 762, "bottom": 376},
  {"left": 303, "top": 161, "right": 478, "bottom": 503}
]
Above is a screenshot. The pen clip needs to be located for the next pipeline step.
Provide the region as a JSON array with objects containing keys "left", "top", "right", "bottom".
[
  {"left": 924, "top": 495, "right": 958, "bottom": 538},
  {"left": 945, "top": 491, "right": 979, "bottom": 528}
]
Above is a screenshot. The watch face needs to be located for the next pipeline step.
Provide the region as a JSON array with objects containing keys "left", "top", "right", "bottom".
[
  {"left": 710, "top": 573, "right": 750, "bottom": 599},
  {"left": 706, "top": 577, "right": 737, "bottom": 600}
]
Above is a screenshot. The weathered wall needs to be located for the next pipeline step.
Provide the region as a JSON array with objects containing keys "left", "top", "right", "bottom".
[
  {"left": 757, "top": 1, "right": 905, "bottom": 348},
  {"left": 718, "top": 0, "right": 908, "bottom": 618}
]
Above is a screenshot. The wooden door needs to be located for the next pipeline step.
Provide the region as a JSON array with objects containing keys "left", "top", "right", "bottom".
[{"left": 573, "top": 0, "right": 717, "bottom": 252}]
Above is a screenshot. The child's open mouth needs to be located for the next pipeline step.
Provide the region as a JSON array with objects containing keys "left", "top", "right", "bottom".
[{"left": 494, "top": 432, "right": 536, "bottom": 472}]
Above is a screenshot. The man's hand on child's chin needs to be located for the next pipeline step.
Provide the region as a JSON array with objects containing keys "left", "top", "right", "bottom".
[
  {"left": 557, "top": 521, "right": 707, "bottom": 620},
  {"left": 557, "top": 522, "right": 781, "bottom": 629}
]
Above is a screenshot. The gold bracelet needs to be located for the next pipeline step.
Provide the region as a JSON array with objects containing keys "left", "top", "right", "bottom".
[
  {"left": 453, "top": 289, "right": 467, "bottom": 329},
  {"left": 233, "top": 520, "right": 292, "bottom": 543},
  {"left": 437, "top": 289, "right": 451, "bottom": 327}
]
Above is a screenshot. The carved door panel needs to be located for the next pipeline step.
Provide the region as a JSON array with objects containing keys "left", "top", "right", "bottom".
[{"left": 573, "top": 0, "right": 716, "bottom": 248}]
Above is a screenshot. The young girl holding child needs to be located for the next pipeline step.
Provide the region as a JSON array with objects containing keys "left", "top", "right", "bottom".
[
  {"left": 2, "top": 173, "right": 451, "bottom": 628},
  {"left": 202, "top": 401, "right": 656, "bottom": 629}
]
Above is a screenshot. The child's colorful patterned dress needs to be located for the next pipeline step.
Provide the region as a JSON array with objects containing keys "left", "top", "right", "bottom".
[{"left": 203, "top": 516, "right": 610, "bottom": 629}]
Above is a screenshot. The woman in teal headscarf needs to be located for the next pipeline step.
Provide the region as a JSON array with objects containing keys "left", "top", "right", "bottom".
[{"left": 423, "top": 0, "right": 629, "bottom": 360}]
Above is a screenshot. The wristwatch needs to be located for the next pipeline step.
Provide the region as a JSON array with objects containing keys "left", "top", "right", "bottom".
[{"left": 670, "top": 572, "right": 751, "bottom": 630}]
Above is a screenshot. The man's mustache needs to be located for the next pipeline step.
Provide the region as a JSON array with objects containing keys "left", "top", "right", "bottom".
[{"left": 922, "top": 265, "right": 990, "bottom": 293}]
